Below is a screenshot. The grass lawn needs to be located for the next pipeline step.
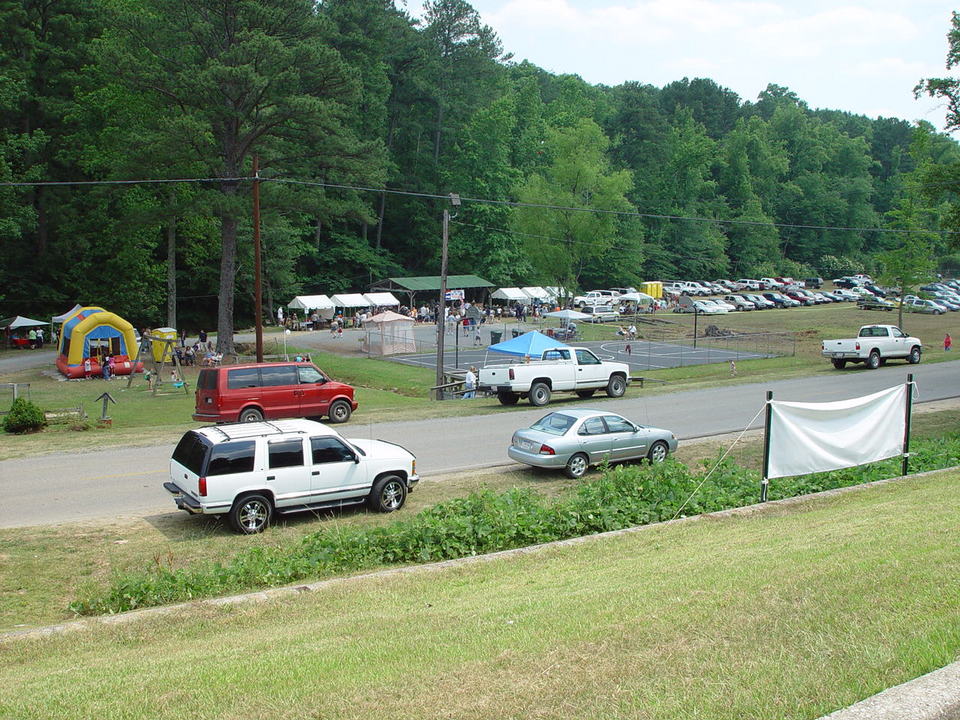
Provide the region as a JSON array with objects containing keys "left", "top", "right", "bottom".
[
  {"left": 2, "top": 468, "right": 959, "bottom": 720},
  {"left": 2, "top": 406, "right": 956, "bottom": 634}
]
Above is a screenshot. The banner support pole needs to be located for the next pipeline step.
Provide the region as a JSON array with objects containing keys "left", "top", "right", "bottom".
[
  {"left": 761, "top": 390, "right": 773, "bottom": 502},
  {"left": 902, "top": 373, "right": 914, "bottom": 476}
]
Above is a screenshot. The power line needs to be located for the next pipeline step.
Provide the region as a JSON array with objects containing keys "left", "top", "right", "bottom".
[{"left": 2, "top": 173, "right": 957, "bottom": 235}]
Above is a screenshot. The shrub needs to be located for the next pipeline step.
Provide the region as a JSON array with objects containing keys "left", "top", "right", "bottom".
[{"left": 3, "top": 397, "right": 46, "bottom": 434}]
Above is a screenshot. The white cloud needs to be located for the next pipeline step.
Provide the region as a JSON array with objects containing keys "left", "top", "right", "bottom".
[{"left": 411, "top": 0, "right": 956, "bottom": 128}]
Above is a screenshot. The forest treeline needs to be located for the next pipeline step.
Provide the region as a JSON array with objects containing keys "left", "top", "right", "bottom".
[{"left": 2, "top": 0, "right": 960, "bottom": 346}]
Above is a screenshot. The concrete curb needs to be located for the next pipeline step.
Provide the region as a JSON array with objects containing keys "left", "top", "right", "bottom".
[{"left": 818, "top": 662, "right": 960, "bottom": 720}]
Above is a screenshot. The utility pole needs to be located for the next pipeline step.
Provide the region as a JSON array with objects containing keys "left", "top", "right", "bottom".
[
  {"left": 435, "top": 194, "right": 460, "bottom": 391},
  {"left": 252, "top": 155, "right": 264, "bottom": 363}
]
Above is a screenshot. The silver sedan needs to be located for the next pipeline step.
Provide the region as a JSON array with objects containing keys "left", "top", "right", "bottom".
[{"left": 508, "top": 408, "right": 679, "bottom": 478}]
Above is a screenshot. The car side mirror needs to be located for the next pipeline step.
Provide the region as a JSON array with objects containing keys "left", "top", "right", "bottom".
[{"left": 353, "top": 453, "right": 360, "bottom": 464}]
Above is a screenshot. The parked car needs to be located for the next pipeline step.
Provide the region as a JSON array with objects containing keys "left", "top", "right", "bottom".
[
  {"left": 736, "top": 279, "right": 762, "bottom": 290},
  {"left": 831, "top": 288, "right": 860, "bottom": 301},
  {"left": 822, "top": 324, "right": 922, "bottom": 369},
  {"left": 675, "top": 298, "right": 726, "bottom": 314},
  {"left": 762, "top": 292, "right": 797, "bottom": 308},
  {"left": 580, "top": 305, "right": 621, "bottom": 323},
  {"left": 508, "top": 409, "right": 678, "bottom": 478},
  {"left": 759, "top": 277, "right": 784, "bottom": 290},
  {"left": 165, "top": 419, "right": 419, "bottom": 533},
  {"left": 804, "top": 277, "right": 824, "bottom": 289},
  {"left": 783, "top": 289, "right": 815, "bottom": 306},
  {"left": 902, "top": 297, "right": 946, "bottom": 315},
  {"left": 723, "top": 294, "right": 754, "bottom": 311},
  {"left": 573, "top": 290, "right": 619, "bottom": 307},
  {"left": 741, "top": 293, "right": 774, "bottom": 309},
  {"left": 193, "top": 361, "right": 357, "bottom": 424},
  {"left": 857, "top": 296, "right": 896, "bottom": 311},
  {"left": 709, "top": 298, "right": 737, "bottom": 312},
  {"left": 820, "top": 291, "right": 845, "bottom": 302}
]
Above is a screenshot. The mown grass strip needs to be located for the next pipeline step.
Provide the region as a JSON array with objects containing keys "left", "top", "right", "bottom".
[
  {"left": 2, "top": 469, "right": 959, "bottom": 720},
  {"left": 69, "top": 432, "right": 960, "bottom": 616}
]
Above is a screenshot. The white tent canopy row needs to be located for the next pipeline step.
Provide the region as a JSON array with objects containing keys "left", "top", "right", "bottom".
[
  {"left": 286, "top": 292, "right": 401, "bottom": 313},
  {"left": 491, "top": 287, "right": 530, "bottom": 303},
  {"left": 492, "top": 286, "right": 568, "bottom": 304},
  {"left": 287, "top": 295, "right": 335, "bottom": 311}
]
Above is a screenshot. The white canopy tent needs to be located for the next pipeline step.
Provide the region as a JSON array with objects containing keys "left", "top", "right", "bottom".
[
  {"left": 543, "top": 287, "right": 569, "bottom": 303},
  {"left": 330, "top": 293, "right": 372, "bottom": 308},
  {"left": 521, "top": 287, "right": 551, "bottom": 303},
  {"left": 363, "top": 310, "right": 416, "bottom": 355},
  {"left": 491, "top": 287, "right": 530, "bottom": 303},
  {"left": 1, "top": 315, "right": 49, "bottom": 330},
  {"left": 287, "top": 295, "right": 335, "bottom": 311},
  {"left": 363, "top": 292, "right": 401, "bottom": 307}
]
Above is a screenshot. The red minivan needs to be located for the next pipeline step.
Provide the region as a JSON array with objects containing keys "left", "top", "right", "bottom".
[{"left": 192, "top": 362, "right": 358, "bottom": 424}]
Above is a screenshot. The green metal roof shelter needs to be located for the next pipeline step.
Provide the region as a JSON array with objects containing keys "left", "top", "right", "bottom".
[{"left": 369, "top": 275, "right": 494, "bottom": 306}]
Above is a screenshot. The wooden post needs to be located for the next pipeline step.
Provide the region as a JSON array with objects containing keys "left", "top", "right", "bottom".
[{"left": 252, "top": 155, "right": 264, "bottom": 364}]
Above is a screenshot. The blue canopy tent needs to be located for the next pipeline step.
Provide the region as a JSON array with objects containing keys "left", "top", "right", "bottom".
[{"left": 487, "top": 330, "right": 571, "bottom": 358}]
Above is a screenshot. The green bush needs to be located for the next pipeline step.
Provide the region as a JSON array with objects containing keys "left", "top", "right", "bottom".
[
  {"left": 70, "top": 433, "right": 960, "bottom": 616},
  {"left": 3, "top": 397, "right": 46, "bottom": 434}
]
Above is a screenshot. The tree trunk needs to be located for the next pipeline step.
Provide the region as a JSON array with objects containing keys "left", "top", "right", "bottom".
[
  {"left": 166, "top": 214, "right": 177, "bottom": 328},
  {"left": 217, "top": 182, "right": 239, "bottom": 356}
]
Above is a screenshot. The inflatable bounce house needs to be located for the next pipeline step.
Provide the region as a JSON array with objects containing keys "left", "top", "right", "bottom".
[{"left": 56, "top": 306, "right": 143, "bottom": 379}]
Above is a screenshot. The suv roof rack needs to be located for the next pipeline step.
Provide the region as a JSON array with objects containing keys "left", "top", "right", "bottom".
[{"left": 203, "top": 419, "right": 318, "bottom": 441}]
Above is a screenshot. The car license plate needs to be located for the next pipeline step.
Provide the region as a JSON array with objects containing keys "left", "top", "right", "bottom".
[
  {"left": 833, "top": 353, "right": 844, "bottom": 358},
  {"left": 521, "top": 440, "right": 535, "bottom": 450}
]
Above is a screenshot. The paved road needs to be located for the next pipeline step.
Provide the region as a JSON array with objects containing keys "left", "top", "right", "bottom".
[{"left": 1, "top": 359, "right": 957, "bottom": 529}]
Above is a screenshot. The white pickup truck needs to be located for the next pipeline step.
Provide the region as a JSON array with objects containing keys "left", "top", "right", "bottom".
[
  {"left": 478, "top": 346, "right": 630, "bottom": 406},
  {"left": 821, "top": 324, "right": 922, "bottom": 370}
]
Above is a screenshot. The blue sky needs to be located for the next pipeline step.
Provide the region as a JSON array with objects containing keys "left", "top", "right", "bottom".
[{"left": 412, "top": 0, "right": 958, "bottom": 131}]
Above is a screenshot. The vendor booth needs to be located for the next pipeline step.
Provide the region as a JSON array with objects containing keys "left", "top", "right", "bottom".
[
  {"left": 1, "top": 316, "right": 49, "bottom": 348},
  {"left": 491, "top": 287, "right": 530, "bottom": 305},
  {"left": 56, "top": 306, "right": 143, "bottom": 378},
  {"left": 362, "top": 310, "right": 416, "bottom": 355}
]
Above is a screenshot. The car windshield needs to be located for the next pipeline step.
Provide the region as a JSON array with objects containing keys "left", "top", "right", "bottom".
[{"left": 530, "top": 412, "right": 576, "bottom": 436}]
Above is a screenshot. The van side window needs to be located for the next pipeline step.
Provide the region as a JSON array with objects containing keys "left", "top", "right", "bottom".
[
  {"left": 227, "top": 367, "right": 260, "bottom": 389},
  {"left": 260, "top": 365, "right": 299, "bottom": 387},
  {"left": 207, "top": 440, "right": 256, "bottom": 476},
  {"left": 297, "top": 366, "right": 325, "bottom": 384},
  {"left": 268, "top": 439, "right": 304, "bottom": 468},
  {"left": 311, "top": 437, "right": 356, "bottom": 464}
]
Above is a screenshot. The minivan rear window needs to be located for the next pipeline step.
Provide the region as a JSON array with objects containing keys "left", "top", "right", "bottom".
[
  {"left": 172, "top": 432, "right": 210, "bottom": 475},
  {"left": 197, "top": 369, "right": 218, "bottom": 390},
  {"left": 227, "top": 367, "right": 260, "bottom": 389},
  {"left": 207, "top": 440, "right": 256, "bottom": 476}
]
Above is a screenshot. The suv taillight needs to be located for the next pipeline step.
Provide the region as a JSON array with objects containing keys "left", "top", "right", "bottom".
[
  {"left": 855, "top": 342, "right": 860, "bottom": 351},
  {"left": 198, "top": 477, "right": 207, "bottom": 496},
  {"left": 509, "top": 368, "right": 515, "bottom": 380}
]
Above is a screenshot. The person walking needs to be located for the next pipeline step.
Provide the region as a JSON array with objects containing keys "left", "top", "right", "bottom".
[
  {"left": 945, "top": 333, "right": 953, "bottom": 352},
  {"left": 463, "top": 366, "right": 477, "bottom": 399},
  {"left": 28, "top": 328, "right": 37, "bottom": 349}
]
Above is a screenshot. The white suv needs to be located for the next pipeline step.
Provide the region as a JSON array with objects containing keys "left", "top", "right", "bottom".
[{"left": 165, "top": 419, "right": 419, "bottom": 533}]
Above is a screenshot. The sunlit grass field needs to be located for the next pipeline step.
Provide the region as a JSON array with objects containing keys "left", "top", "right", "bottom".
[{"left": 2, "top": 468, "right": 958, "bottom": 720}]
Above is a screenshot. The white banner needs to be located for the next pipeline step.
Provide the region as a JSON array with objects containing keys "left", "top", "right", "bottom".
[{"left": 767, "top": 384, "right": 907, "bottom": 480}]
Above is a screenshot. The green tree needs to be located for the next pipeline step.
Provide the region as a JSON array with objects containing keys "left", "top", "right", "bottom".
[
  {"left": 513, "top": 118, "right": 636, "bottom": 289},
  {"left": 99, "top": 0, "right": 384, "bottom": 353}
]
